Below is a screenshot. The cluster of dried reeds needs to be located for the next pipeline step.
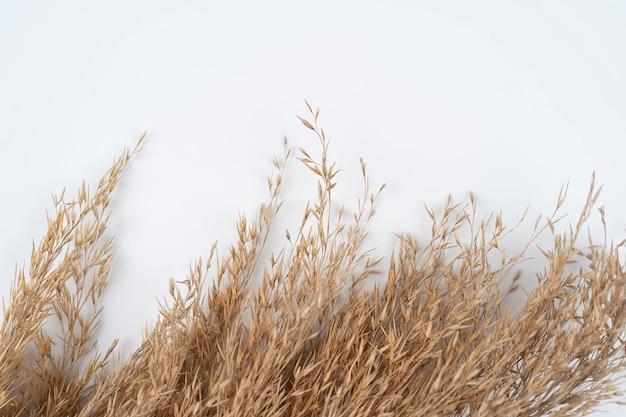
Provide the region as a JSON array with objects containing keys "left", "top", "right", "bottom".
[{"left": 2, "top": 103, "right": 626, "bottom": 416}]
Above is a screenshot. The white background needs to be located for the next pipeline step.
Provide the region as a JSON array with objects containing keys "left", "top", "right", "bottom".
[{"left": 1, "top": 1, "right": 625, "bottom": 414}]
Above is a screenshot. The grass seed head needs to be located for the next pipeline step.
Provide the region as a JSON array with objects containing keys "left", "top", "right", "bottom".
[{"left": 1, "top": 114, "right": 625, "bottom": 416}]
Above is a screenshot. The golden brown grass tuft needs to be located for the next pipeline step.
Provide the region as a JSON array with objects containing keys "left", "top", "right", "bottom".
[{"left": 2, "top": 103, "right": 626, "bottom": 416}]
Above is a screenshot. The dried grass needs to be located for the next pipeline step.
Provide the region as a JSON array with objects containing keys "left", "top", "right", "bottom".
[{"left": 2, "top": 103, "right": 626, "bottom": 416}]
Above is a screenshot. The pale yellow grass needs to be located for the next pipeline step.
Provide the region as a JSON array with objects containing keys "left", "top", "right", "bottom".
[{"left": 1, "top": 103, "right": 626, "bottom": 416}]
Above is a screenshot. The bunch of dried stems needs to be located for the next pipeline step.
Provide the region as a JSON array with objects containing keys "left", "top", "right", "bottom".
[{"left": 2, "top": 103, "right": 626, "bottom": 416}]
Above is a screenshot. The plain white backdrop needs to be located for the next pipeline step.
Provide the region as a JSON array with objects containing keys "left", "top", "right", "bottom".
[{"left": 1, "top": 1, "right": 625, "bottom": 414}]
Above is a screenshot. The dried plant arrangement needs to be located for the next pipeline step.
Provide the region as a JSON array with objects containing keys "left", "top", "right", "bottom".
[{"left": 2, "top": 103, "right": 626, "bottom": 417}]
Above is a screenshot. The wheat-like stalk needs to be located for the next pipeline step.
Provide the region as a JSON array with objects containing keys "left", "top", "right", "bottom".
[{"left": 1, "top": 104, "right": 625, "bottom": 416}]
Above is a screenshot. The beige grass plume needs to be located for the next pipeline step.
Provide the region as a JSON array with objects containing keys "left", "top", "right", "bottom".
[{"left": 1, "top": 103, "right": 626, "bottom": 416}]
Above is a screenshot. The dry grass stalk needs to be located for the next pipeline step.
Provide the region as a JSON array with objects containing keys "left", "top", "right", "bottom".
[{"left": 1, "top": 104, "right": 626, "bottom": 416}]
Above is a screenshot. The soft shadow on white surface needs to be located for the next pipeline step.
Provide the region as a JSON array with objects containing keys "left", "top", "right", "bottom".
[{"left": 1, "top": 1, "right": 625, "bottom": 414}]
